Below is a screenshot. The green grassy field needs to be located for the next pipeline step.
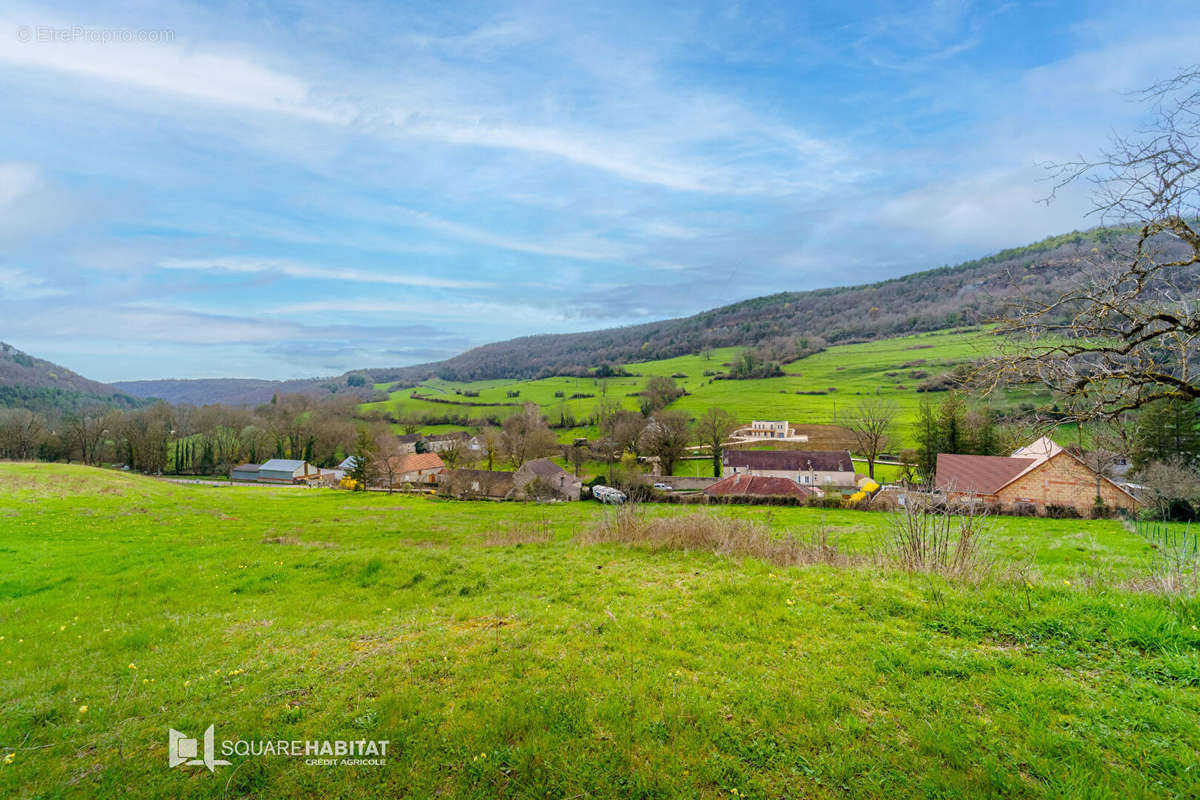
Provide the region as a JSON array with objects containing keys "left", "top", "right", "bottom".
[
  {"left": 361, "top": 329, "right": 1038, "bottom": 448},
  {"left": 2, "top": 463, "right": 1198, "bottom": 798}
]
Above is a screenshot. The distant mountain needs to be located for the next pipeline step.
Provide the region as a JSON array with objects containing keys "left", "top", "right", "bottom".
[
  {"left": 0, "top": 342, "right": 148, "bottom": 416},
  {"left": 111, "top": 376, "right": 384, "bottom": 407},
  {"left": 36, "top": 224, "right": 1199, "bottom": 409}
]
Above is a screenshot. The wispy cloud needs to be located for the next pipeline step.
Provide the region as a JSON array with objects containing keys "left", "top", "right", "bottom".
[{"left": 158, "top": 257, "right": 493, "bottom": 289}]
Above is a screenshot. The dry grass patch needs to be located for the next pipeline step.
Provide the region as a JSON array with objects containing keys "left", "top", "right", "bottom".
[
  {"left": 579, "top": 506, "right": 863, "bottom": 568},
  {"left": 482, "top": 518, "right": 555, "bottom": 547},
  {"left": 262, "top": 535, "right": 337, "bottom": 548}
]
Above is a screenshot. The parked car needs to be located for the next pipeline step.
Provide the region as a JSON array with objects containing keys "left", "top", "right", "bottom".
[{"left": 652, "top": 482, "right": 673, "bottom": 491}]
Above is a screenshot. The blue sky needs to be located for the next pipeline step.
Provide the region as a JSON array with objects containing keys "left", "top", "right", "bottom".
[{"left": 2, "top": 0, "right": 1198, "bottom": 381}]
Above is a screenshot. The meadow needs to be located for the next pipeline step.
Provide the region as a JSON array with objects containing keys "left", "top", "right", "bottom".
[
  {"left": 360, "top": 328, "right": 1040, "bottom": 448},
  {"left": 1, "top": 463, "right": 1198, "bottom": 798}
]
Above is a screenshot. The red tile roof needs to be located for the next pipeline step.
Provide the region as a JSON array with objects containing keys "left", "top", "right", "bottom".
[
  {"left": 704, "top": 473, "right": 819, "bottom": 498},
  {"left": 388, "top": 452, "right": 445, "bottom": 473},
  {"left": 935, "top": 453, "right": 1035, "bottom": 495}
]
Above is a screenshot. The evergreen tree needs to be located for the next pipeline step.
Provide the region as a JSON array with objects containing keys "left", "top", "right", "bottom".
[
  {"left": 1133, "top": 399, "right": 1200, "bottom": 468},
  {"left": 348, "top": 427, "right": 377, "bottom": 491}
]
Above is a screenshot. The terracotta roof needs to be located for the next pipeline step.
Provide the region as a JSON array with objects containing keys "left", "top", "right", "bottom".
[
  {"left": 935, "top": 453, "right": 1036, "bottom": 495},
  {"left": 723, "top": 449, "right": 854, "bottom": 473},
  {"left": 704, "top": 473, "right": 818, "bottom": 498},
  {"left": 388, "top": 452, "right": 445, "bottom": 473}
]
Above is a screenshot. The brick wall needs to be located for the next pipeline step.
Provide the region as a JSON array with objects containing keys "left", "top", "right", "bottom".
[{"left": 998, "top": 452, "right": 1138, "bottom": 514}]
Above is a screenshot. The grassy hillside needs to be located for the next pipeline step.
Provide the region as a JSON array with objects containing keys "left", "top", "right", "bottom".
[
  {"left": 1, "top": 464, "right": 1197, "bottom": 798},
  {"left": 0, "top": 343, "right": 146, "bottom": 415},
  {"left": 371, "top": 225, "right": 1181, "bottom": 383},
  {"left": 363, "top": 328, "right": 1038, "bottom": 449},
  {"left": 108, "top": 225, "right": 1195, "bottom": 406}
]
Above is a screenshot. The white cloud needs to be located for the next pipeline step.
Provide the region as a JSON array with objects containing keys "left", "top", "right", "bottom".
[
  {"left": 158, "top": 257, "right": 493, "bottom": 289},
  {"left": 0, "top": 265, "right": 65, "bottom": 298},
  {"left": 393, "top": 208, "right": 631, "bottom": 262},
  {"left": 0, "top": 16, "right": 351, "bottom": 123}
]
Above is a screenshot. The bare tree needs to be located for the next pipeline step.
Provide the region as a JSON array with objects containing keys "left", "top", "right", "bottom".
[
  {"left": 440, "top": 438, "right": 465, "bottom": 470},
  {"left": 64, "top": 408, "right": 108, "bottom": 465},
  {"left": 1071, "top": 418, "right": 1135, "bottom": 507},
  {"left": 987, "top": 67, "right": 1200, "bottom": 419},
  {"left": 607, "top": 410, "right": 646, "bottom": 458},
  {"left": 639, "top": 411, "right": 691, "bottom": 477},
  {"left": 566, "top": 440, "right": 588, "bottom": 477},
  {"left": 480, "top": 427, "right": 501, "bottom": 471},
  {"left": 0, "top": 409, "right": 46, "bottom": 460},
  {"left": 1137, "top": 458, "right": 1200, "bottom": 519},
  {"left": 694, "top": 407, "right": 737, "bottom": 477},
  {"left": 374, "top": 432, "right": 403, "bottom": 493},
  {"left": 500, "top": 404, "right": 558, "bottom": 468},
  {"left": 846, "top": 398, "right": 897, "bottom": 481}
]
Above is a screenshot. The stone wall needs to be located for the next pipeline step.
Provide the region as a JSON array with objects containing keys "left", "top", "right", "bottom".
[{"left": 998, "top": 453, "right": 1138, "bottom": 514}]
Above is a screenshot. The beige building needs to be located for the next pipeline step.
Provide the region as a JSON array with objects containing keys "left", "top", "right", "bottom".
[
  {"left": 722, "top": 449, "right": 857, "bottom": 488},
  {"left": 936, "top": 437, "right": 1140, "bottom": 515}
]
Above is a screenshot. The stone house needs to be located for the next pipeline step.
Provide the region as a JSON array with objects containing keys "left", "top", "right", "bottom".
[
  {"left": 439, "top": 469, "right": 516, "bottom": 500},
  {"left": 384, "top": 452, "right": 445, "bottom": 487},
  {"left": 722, "top": 449, "right": 857, "bottom": 488},
  {"left": 513, "top": 458, "right": 582, "bottom": 501},
  {"left": 935, "top": 437, "right": 1140, "bottom": 515}
]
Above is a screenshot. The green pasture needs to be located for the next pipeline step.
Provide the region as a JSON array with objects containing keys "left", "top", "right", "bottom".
[{"left": 1, "top": 463, "right": 1198, "bottom": 799}]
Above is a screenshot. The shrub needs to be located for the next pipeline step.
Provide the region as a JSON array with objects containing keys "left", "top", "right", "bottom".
[
  {"left": 887, "top": 503, "right": 991, "bottom": 581},
  {"left": 1045, "top": 504, "right": 1081, "bottom": 519}
]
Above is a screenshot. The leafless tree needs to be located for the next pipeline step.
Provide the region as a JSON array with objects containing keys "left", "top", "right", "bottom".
[
  {"left": 1137, "top": 458, "right": 1200, "bottom": 519},
  {"left": 439, "top": 438, "right": 465, "bottom": 470},
  {"left": 374, "top": 432, "right": 403, "bottom": 493},
  {"left": 0, "top": 408, "right": 46, "bottom": 460},
  {"left": 639, "top": 411, "right": 691, "bottom": 477},
  {"left": 501, "top": 404, "right": 558, "bottom": 468},
  {"left": 64, "top": 409, "right": 109, "bottom": 465},
  {"left": 845, "top": 398, "right": 897, "bottom": 480},
  {"left": 985, "top": 67, "right": 1200, "bottom": 419},
  {"left": 694, "top": 407, "right": 737, "bottom": 477},
  {"left": 608, "top": 410, "right": 646, "bottom": 458},
  {"left": 1070, "top": 418, "right": 1135, "bottom": 506},
  {"left": 480, "top": 427, "right": 501, "bottom": 471},
  {"left": 566, "top": 440, "right": 588, "bottom": 477}
]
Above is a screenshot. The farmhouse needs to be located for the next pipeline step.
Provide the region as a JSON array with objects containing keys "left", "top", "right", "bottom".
[
  {"left": 703, "top": 473, "right": 822, "bottom": 502},
  {"left": 385, "top": 452, "right": 445, "bottom": 487},
  {"left": 439, "top": 469, "right": 516, "bottom": 500},
  {"left": 935, "top": 437, "right": 1141, "bottom": 515},
  {"left": 722, "top": 449, "right": 857, "bottom": 488},
  {"left": 425, "top": 431, "right": 483, "bottom": 454},
  {"left": 513, "top": 458, "right": 582, "bottom": 501},
  {"left": 395, "top": 433, "right": 423, "bottom": 454},
  {"left": 256, "top": 459, "right": 316, "bottom": 484}
]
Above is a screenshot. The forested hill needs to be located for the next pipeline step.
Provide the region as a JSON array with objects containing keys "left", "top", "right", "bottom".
[
  {"left": 373, "top": 225, "right": 1165, "bottom": 383},
  {"left": 0, "top": 342, "right": 148, "bottom": 415},
  {"left": 91, "top": 224, "right": 1194, "bottom": 405}
]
